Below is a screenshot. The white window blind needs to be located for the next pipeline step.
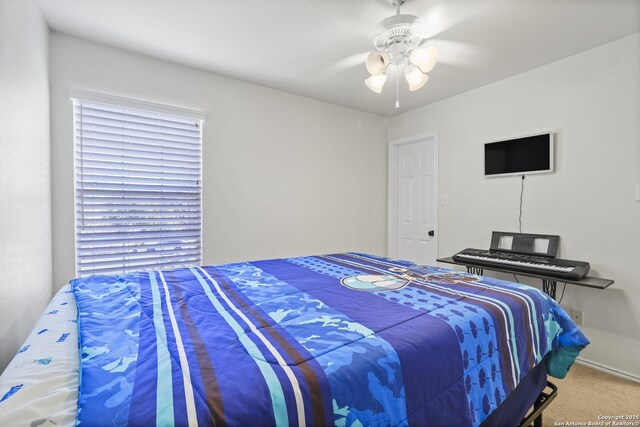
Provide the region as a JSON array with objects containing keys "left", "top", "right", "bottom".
[{"left": 73, "top": 97, "right": 203, "bottom": 277}]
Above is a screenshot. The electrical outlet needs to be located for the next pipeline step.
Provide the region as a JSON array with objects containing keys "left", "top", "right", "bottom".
[
  {"left": 571, "top": 309, "right": 583, "bottom": 326},
  {"left": 565, "top": 306, "right": 573, "bottom": 318}
]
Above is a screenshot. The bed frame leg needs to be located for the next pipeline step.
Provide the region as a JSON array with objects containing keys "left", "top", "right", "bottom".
[
  {"left": 534, "top": 393, "right": 544, "bottom": 427},
  {"left": 534, "top": 410, "right": 543, "bottom": 427},
  {"left": 518, "top": 381, "right": 557, "bottom": 427}
]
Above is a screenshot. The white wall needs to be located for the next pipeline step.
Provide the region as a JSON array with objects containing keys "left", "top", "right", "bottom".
[
  {"left": 389, "top": 34, "right": 640, "bottom": 378},
  {"left": 0, "top": 0, "right": 52, "bottom": 371},
  {"left": 50, "top": 33, "right": 388, "bottom": 291}
]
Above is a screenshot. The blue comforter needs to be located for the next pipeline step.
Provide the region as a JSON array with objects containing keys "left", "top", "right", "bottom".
[{"left": 71, "top": 253, "right": 588, "bottom": 426}]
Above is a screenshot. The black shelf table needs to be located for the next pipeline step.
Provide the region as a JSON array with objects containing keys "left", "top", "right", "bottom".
[{"left": 436, "top": 256, "right": 614, "bottom": 300}]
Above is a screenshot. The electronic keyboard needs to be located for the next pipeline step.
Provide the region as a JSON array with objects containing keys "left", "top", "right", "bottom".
[{"left": 452, "top": 248, "right": 590, "bottom": 280}]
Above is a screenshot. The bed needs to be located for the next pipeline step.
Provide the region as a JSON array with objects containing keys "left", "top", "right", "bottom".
[{"left": 0, "top": 252, "right": 588, "bottom": 426}]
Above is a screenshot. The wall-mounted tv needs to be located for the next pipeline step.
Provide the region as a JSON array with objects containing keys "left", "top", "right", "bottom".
[{"left": 484, "top": 132, "right": 554, "bottom": 177}]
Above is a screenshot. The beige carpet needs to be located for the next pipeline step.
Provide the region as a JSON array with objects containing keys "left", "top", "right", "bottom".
[{"left": 539, "top": 363, "right": 640, "bottom": 426}]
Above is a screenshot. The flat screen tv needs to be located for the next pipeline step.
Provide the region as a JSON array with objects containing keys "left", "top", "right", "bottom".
[{"left": 484, "top": 132, "right": 554, "bottom": 177}]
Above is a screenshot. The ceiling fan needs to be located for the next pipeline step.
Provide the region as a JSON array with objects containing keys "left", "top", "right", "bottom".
[{"left": 364, "top": 0, "right": 439, "bottom": 108}]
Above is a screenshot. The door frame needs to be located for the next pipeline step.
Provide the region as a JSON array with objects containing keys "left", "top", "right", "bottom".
[{"left": 387, "top": 131, "right": 439, "bottom": 262}]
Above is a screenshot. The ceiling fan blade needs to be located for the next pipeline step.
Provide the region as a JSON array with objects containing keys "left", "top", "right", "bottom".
[
  {"left": 332, "top": 52, "right": 370, "bottom": 72},
  {"left": 411, "top": 1, "right": 483, "bottom": 40},
  {"left": 307, "top": 52, "right": 370, "bottom": 81},
  {"left": 430, "top": 39, "right": 483, "bottom": 67}
]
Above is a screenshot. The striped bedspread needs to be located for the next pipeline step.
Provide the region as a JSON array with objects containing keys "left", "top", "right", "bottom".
[{"left": 71, "top": 253, "right": 588, "bottom": 426}]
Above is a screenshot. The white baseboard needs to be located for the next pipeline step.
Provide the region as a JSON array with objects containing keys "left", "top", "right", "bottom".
[{"left": 575, "top": 356, "right": 640, "bottom": 384}]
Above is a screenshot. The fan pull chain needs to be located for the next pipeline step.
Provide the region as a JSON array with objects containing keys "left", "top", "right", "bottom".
[{"left": 395, "top": 70, "right": 400, "bottom": 109}]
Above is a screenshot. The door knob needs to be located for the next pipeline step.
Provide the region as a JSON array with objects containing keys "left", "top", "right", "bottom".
[{"left": 428, "top": 230, "right": 435, "bottom": 237}]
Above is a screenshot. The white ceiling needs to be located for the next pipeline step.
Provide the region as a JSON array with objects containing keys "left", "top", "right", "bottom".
[{"left": 38, "top": 0, "right": 640, "bottom": 117}]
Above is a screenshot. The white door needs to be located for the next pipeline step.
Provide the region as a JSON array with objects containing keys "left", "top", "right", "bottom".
[{"left": 391, "top": 136, "right": 437, "bottom": 265}]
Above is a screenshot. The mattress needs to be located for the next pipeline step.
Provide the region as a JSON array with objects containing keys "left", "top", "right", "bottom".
[
  {"left": 0, "top": 284, "right": 78, "bottom": 426},
  {"left": 0, "top": 253, "right": 588, "bottom": 426}
]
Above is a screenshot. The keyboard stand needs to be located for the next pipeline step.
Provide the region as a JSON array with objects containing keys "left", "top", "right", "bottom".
[
  {"left": 467, "top": 266, "right": 484, "bottom": 276},
  {"left": 436, "top": 256, "right": 614, "bottom": 300},
  {"left": 542, "top": 279, "right": 557, "bottom": 299}
]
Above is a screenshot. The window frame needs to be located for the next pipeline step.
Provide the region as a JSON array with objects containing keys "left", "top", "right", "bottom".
[{"left": 70, "top": 90, "right": 205, "bottom": 277}]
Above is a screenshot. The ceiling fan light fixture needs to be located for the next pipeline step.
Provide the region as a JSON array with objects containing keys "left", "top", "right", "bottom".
[
  {"left": 365, "top": 52, "right": 391, "bottom": 75},
  {"left": 405, "top": 66, "right": 429, "bottom": 91},
  {"left": 363, "top": 0, "right": 439, "bottom": 105},
  {"left": 410, "top": 46, "right": 438, "bottom": 73},
  {"left": 365, "top": 73, "right": 388, "bottom": 93}
]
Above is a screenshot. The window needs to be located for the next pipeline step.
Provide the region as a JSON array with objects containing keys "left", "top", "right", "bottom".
[{"left": 72, "top": 93, "right": 203, "bottom": 276}]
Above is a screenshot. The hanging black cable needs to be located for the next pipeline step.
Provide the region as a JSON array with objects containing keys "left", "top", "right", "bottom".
[
  {"left": 518, "top": 174, "right": 525, "bottom": 233},
  {"left": 558, "top": 283, "right": 567, "bottom": 304}
]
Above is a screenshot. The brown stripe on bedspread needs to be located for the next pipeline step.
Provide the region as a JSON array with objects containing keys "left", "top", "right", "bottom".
[
  {"left": 167, "top": 271, "right": 226, "bottom": 427},
  {"left": 204, "top": 267, "right": 328, "bottom": 427},
  {"left": 440, "top": 278, "right": 537, "bottom": 370},
  {"left": 326, "top": 253, "right": 519, "bottom": 392}
]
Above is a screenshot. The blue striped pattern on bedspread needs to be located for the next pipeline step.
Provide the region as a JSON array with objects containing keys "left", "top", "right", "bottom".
[{"left": 71, "top": 253, "right": 588, "bottom": 426}]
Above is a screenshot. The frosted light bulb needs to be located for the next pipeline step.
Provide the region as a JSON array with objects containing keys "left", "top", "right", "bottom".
[
  {"left": 410, "top": 46, "right": 438, "bottom": 73},
  {"left": 365, "top": 74, "right": 388, "bottom": 93},
  {"left": 365, "top": 52, "right": 391, "bottom": 75},
  {"left": 405, "top": 66, "right": 429, "bottom": 91}
]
